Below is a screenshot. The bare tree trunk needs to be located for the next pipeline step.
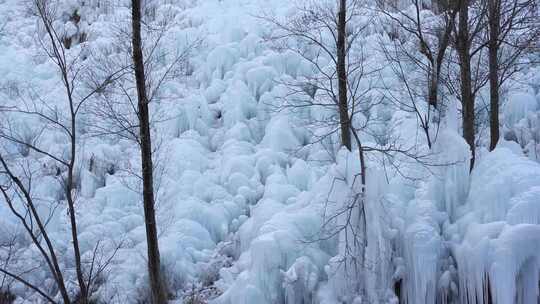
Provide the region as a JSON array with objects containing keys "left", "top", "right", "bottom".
[
  {"left": 456, "top": 0, "right": 476, "bottom": 170},
  {"left": 59, "top": 55, "right": 87, "bottom": 304},
  {"left": 1, "top": 2, "right": 121, "bottom": 301},
  {"left": 488, "top": 0, "right": 501, "bottom": 151},
  {"left": 430, "top": 9, "right": 456, "bottom": 110},
  {"left": 131, "top": 0, "right": 167, "bottom": 302},
  {"left": 337, "top": 0, "right": 352, "bottom": 151},
  {"left": 36, "top": 0, "right": 87, "bottom": 300},
  {"left": 66, "top": 93, "right": 87, "bottom": 304},
  {"left": 350, "top": 127, "right": 367, "bottom": 297},
  {"left": 428, "top": 67, "right": 439, "bottom": 109}
]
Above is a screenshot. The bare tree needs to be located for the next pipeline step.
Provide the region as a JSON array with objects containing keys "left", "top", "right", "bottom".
[
  {"left": 262, "top": 2, "right": 439, "bottom": 301},
  {"left": 0, "top": 156, "right": 69, "bottom": 304},
  {"left": 261, "top": 0, "right": 370, "bottom": 153},
  {"left": 81, "top": 2, "right": 197, "bottom": 302},
  {"left": 485, "top": 0, "right": 539, "bottom": 150},
  {"left": 456, "top": 0, "right": 476, "bottom": 170},
  {"left": 448, "top": 0, "right": 538, "bottom": 166},
  {"left": 131, "top": 0, "right": 167, "bottom": 302},
  {"left": 487, "top": 0, "right": 502, "bottom": 152},
  {"left": 378, "top": 0, "right": 457, "bottom": 111},
  {"left": 449, "top": 0, "right": 491, "bottom": 170},
  {"left": 377, "top": 0, "right": 458, "bottom": 149},
  {"left": 337, "top": 0, "right": 352, "bottom": 150},
  {"left": 0, "top": 0, "right": 120, "bottom": 302},
  {"left": 260, "top": 1, "right": 374, "bottom": 298}
]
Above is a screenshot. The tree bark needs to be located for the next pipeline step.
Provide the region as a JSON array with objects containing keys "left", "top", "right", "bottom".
[
  {"left": 456, "top": 0, "right": 476, "bottom": 170},
  {"left": 488, "top": 0, "right": 501, "bottom": 151},
  {"left": 430, "top": 9, "right": 456, "bottom": 110},
  {"left": 131, "top": 0, "right": 167, "bottom": 302},
  {"left": 428, "top": 66, "right": 439, "bottom": 109},
  {"left": 61, "top": 52, "right": 87, "bottom": 304},
  {"left": 66, "top": 107, "right": 87, "bottom": 304},
  {"left": 337, "top": 0, "right": 352, "bottom": 151}
]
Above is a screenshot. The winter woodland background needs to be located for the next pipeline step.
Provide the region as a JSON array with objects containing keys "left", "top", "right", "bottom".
[{"left": 0, "top": 0, "right": 539, "bottom": 303}]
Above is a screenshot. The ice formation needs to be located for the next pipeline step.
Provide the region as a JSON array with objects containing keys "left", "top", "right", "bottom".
[{"left": 0, "top": 0, "right": 539, "bottom": 303}]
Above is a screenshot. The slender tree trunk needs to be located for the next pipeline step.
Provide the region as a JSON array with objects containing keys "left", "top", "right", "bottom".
[
  {"left": 66, "top": 132, "right": 87, "bottom": 304},
  {"left": 337, "top": 0, "right": 352, "bottom": 151},
  {"left": 430, "top": 11, "right": 455, "bottom": 110},
  {"left": 423, "top": 122, "right": 433, "bottom": 149},
  {"left": 428, "top": 64, "right": 439, "bottom": 109},
  {"left": 488, "top": 0, "right": 501, "bottom": 151},
  {"left": 131, "top": 1, "right": 167, "bottom": 302},
  {"left": 457, "top": 0, "right": 476, "bottom": 170},
  {"left": 62, "top": 66, "right": 88, "bottom": 304}
]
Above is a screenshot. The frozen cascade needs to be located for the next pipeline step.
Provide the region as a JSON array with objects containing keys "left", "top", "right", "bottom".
[
  {"left": 451, "top": 148, "right": 540, "bottom": 304},
  {"left": 0, "top": 0, "right": 539, "bottom": 303}
]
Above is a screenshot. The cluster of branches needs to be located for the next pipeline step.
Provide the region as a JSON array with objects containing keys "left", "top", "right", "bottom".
[
  {"left": 378, "top": 0, "right": 539, "bottom": 169},
  {"left": 0, "top": 0, "right": 124, "bottom": 302},
  {"left": 376, "top": 0, "right": 458, "bottom": 149}
]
